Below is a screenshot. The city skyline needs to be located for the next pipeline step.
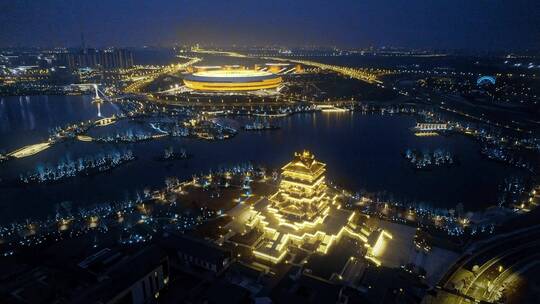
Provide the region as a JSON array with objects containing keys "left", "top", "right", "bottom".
[
  {"left": 1, "top": 0, "right": 539, "bottom": 50},
  {"left": 1, "top": 3, "right": 539, "bottom": 303}
]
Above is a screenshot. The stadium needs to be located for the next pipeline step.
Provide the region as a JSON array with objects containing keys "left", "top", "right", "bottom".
[{"left": 183, "top": 69, "right": 282, "bottom": 92}]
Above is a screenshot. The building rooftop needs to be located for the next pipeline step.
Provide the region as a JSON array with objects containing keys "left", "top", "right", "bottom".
[
  {"left": 160, "top": 232, "right": 232, "bottom": 264},
  {"left": 1, "top": 244, "right": 167, "bottom": 304},
  {"left": 74, "top": 244, "right": 167, "bottom": 303},
  {"left": 184, "top": 69, "right": 280, "bottom": 83},
  {"left": 281, "top": 151, "right": 326, "bottom": 179},
  {"left": 271, "top": 269, "right": 345, "bottom": 304},
  {"left": 198, "top": 280, "right": 251, "bottom": 304}
]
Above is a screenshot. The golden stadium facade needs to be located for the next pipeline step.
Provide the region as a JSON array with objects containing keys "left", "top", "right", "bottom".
[{"left": 183, "top": 69, "right": 282, "bottom": 92}]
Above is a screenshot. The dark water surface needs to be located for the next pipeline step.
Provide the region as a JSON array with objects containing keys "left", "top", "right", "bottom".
[
  {"left": 0, "top": 95, "right": 526, "bottom": 222},
  {"left": 0, "top": 95, "right": 119, "bottom": 151}
]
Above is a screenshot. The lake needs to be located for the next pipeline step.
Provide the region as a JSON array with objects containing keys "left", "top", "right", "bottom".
[{"left": 0, "top": 95, "right": 527, "bottom": 222}]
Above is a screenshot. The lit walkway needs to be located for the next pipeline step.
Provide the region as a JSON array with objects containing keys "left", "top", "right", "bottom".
[{"left": 7, "top": 142, "right": 51, "bottom": 158}]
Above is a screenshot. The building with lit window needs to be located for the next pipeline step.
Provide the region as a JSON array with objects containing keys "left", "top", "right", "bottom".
[
  {"left": 161, "top": 233, "right": 233, "bottom": 276},
  {"left": 57, "top": 48, "right": 134, "bottom": 69},
  {"left": 414, "top": 122, "right": 448, "bottom": 131}
]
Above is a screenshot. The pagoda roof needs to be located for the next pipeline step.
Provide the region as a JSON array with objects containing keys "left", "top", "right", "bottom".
[{"left": 281, "top": 151, "right": 326, "bottom": 176}]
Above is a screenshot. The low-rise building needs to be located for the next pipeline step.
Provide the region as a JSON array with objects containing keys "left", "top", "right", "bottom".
[
  {"left": 74, "top": 245, "right": 169, "bottom": 304},
  {"left": 160, "top": 233, "right": 233, "bottom": 275}
]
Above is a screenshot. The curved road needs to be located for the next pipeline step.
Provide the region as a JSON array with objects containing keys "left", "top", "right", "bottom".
[{"left": 433, "top": 225, "right": 540, "bottom": 303}]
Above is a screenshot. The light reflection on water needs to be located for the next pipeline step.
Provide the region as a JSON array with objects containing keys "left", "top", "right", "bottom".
[
  {"left": 0, "top": 95, "right": 528, "bottom": 222},
  {"left": 0, "top": 95, "right": 119, "bottom": 151}
]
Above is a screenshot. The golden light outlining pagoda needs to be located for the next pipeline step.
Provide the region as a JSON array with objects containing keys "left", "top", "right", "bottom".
[{"left": 226, "top": 151, "right": 391, "bottom": 265}]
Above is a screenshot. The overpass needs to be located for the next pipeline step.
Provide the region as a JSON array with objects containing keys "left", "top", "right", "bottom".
[
  {"left": 123, "top": 56, "right": 201, "bottom": 94},
  {"left": 427, "top": 225, "right": 540, "bottom": 303}
]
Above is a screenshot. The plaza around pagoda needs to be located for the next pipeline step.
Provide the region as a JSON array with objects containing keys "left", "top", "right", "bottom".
[{"left": 224, "top": 151, "right": 392, "bottom": 265}]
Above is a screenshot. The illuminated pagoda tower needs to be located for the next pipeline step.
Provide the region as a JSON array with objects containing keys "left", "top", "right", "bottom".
[
  {"left": 227, "top": 151, "right": 391, "bottom": 265},
  {"left": 271, "top": 150, "right": 330, "bottom": 222}
]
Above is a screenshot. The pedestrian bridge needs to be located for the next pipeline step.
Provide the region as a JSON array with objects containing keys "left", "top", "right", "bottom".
[
  {"left": 95, "top": 116, "right": 116, "bottom": 127},
  {"left": 8, "top": 142, "right": 51, "bottom": 158}
]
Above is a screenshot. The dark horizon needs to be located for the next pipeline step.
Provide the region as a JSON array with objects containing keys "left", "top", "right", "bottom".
[{"left": 1, "top": 0, "right": 539, "bottom": 51}]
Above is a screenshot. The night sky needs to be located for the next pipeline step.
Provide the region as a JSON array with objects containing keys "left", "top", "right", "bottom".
[{"left": 1, "top": 0, "right": 539, "bottom": 50}]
